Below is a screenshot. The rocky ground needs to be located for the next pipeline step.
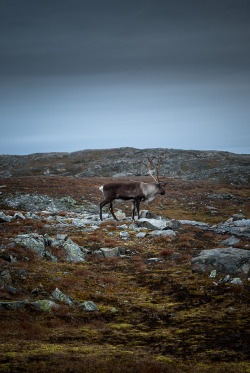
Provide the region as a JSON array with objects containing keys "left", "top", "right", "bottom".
[{"left": 0, "top": 176, "right": 249, "bottom": 372}]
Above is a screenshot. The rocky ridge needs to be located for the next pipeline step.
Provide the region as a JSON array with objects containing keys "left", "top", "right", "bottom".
[{"left": 1, "top": 147, "right": 250, "bottom": 184}]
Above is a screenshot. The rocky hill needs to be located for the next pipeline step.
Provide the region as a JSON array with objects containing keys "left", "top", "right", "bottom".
[{"left": 0, "top": 147, "right": 250, "bottom": 184}]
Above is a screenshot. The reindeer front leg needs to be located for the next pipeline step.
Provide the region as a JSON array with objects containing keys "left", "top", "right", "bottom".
[{"left": 109, "top": 202, "right": 119, "bottom": 221}]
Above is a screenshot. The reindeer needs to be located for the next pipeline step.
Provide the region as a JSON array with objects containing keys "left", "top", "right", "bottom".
[{"left": 99, "top": 157, "right": 165, "bottom": 221}]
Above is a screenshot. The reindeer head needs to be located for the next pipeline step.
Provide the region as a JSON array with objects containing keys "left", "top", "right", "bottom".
[{"left": 142, "top": 157, "right": 166, "bottom": 195}]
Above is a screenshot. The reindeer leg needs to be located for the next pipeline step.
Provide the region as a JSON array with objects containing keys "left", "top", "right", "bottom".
[
  {"left": 136, "top": 199, "right": 140, "bottom": 219},
  {"left": 132, "top": 201, "right": 136, "bottom": 220},
  {"left": 109, "top": 202, "right": 119, "bottom": 221},
  {"left": 100, "top": 200, "right": 108, "bottom": 220}
]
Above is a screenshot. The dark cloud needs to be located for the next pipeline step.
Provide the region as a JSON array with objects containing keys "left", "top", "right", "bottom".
[{"left": 1, "top": 0, "right": 250, "bottom": 76}]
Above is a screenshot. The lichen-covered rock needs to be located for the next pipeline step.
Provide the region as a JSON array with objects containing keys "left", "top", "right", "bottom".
[
  {"left": 0, "top": 300, "right": 28, "bottom": 310},
  {"left": 0, "top": 270, "right": 12, "bottom": 284},
  {"left": 52, "top": 288, "right": 75, "bottom": 306},
  {"left": 1, "top": 193, "right": 80, "bottom": 213},
  {"left": 192, "top": 247, "right": 250, "bottom": 278},
  {"left": 14, "top": 233, "right": 87, "bottom": 262},
  {"left": 78, "top": 301, "right": 99, "bottom": 312},
  {"left": 31, "top": 300, "right": 58, "bottom": 312},
  {"left": 13, "top": 233, "right": 46, "bottom": 256},
  {"left": 62, "top": 239, "right": 87, "bottom": 262}
]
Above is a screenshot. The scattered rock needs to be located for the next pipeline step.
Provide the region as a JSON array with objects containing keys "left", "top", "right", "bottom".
[
  {"left": 0, "top": 250, "right": 16, "bottom": 262},
  {"left": 4, "top": 284, "right": 19, "bottom": 294},
  {"left": 31, "top": 300, "right": 59, "bottom": 312},
  {"left": 52, "top": 288, "right": 75, "bottom": 306},
  {"left": 220, "top": 274, "right": 231, "bottom": 283},
  {"left": 13, "top": 233, "right": 87, "bottom": 262},
  {"left": 230, "top": 278, "right": 243, "bottom": 285},
  {"left": 0, "top": 300, "right": 28, "bottom": 310},
  {"left": 13, "top": 233, "right": 46, "bottom": 257},
  {"left": 209, "top": 270, "right": 217, "bottom": 278},
  {"left": 13, "top": 212, "right": 25, "bottom": 219},
  {"left": 0, "top": 211, "right": 13, "bottom": 223},
  {"left": 94, "top": 247, "right": 126, "bottom": 258},
  {"left": 31, "top": 284, "right": 46, "bottom": 296},
  {"left": 220, "top": 236, "right": 240, "bottom": 247},
  {"left": 137, "top": 218, "right": 167, "bottom": 230},
  {"left": 232, "top": 213, "right": 246, "bottom": 221},
  {"left": 192, "top": 247, "right": 250, "bottom": 278},
  {"left": 136, "top": 232, "right": 147, "bottom": 238},
  {"left": 0, "top": 270, "right": 12, "bottom": 284},
  {"left": 139, "top": 210, "right": 160, "bottom": 219},
  {"left": 78, "top": 301, "right": 99, "bottom": 312},
  {"left": 149, "top": 230, "right": 176, "bottom": 237},
  {"left": 146, "top": 258, "right": 163, "bottom": 264},
  {"left": 165, "top": 219, "right": 181, "bottom": 230},
  {"left": 120, "top": 231, "right": 130, "bottom": 238}
]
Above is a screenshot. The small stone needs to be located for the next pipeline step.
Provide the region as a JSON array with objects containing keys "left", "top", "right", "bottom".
[
  {"left": 52, "top": 288, "right": 75, "bottom": 305},
  {"left": 78, "top": 301, "right": 99, "bottom": 312},
  {"left": 120, "top": 231, "right": 130, "bottom": 237},
  {"left": 136, "top": 232, "right": 147, "bottom": 238},
  {"left": 13, "top": 212, "right": 25, "bottom": 219},
  {"left": 209, "top": 270, "right": 217, "bottom": 278},
  {"left": 57, "top": 234, "right": 68, "bottom": 241},
  {"left": 221, "top": 274, "right": 231, "bottom": 283},
  {"left": 230, "top": 278, "right": 243, "bottom": 285},
  {"left": 0, "top": 212, "right": 13, "bottom": 222},
  {"left": 220, "top": 236, "right": 240, "bottom": 246}
]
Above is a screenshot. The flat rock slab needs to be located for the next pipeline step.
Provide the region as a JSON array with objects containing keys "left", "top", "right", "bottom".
[{"left": 192, "top": 247, "right": 250, "bottom": 277}]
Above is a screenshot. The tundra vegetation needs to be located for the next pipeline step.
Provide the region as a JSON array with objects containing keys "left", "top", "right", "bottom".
[{"left": 0, "top": 175, "right": 249, "bottom": 373}]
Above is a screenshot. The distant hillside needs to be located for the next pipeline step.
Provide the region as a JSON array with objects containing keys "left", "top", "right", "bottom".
[{"left": 0, "top": 147, "right": 249, "bottom": 184}]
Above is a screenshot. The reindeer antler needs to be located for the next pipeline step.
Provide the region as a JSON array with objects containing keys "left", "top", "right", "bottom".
[{"left": 142, "top": 157, "right": 163, "bottom": 182}]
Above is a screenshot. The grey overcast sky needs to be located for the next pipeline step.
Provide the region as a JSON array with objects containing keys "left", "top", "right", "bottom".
[{"left": 0, "top": 0, "right": 250, "bottom": 155}]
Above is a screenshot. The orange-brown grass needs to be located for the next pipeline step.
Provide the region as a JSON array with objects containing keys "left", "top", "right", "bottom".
[
  {"left": 156, "top": 260, "right": 177, "bottom": 269},
  {"left": 58, "top": 276, "right": 84, "bottom": 292},
  {"left": 130, "top": 255, "right": 143, "bottom": 262},
  {"left": 87, "top": 231, "right": 105, "bottom": 243},
  {"left": 176, "top": 240, "right": 192, "bottom": 249},
  {"left": 152, "top": 236, "right": 175, "bottom": 245},
  {"left": 105, "top": 257, "right": 123, "bottom": 265},
  {"left": 57, "top": 211, "right": 68, "bottom": 217},
  {"left": 230, "top": 284, "right": 245, "bottom": 294},
  {"left": 203, "top": 231, "right": 214, "bottom": 239},
  {"left": 103, "top": 237, "right": 119, "bottom": 248},
  {"left": 100, "top": 221, "right": 118, "bottom": 231},
  {"left": 72, "top": 267, "right": 92, "bottom": 278},
  {"left": 69, "top": 235, "right": 86, "bottom": 246},
  {"left": 159, "top": 248, "right": 174, "bottom": 257},
  {"left": 102, "top": 275, "right": 120, "bottom": 285},
  {"left": 234, "top": 242, "right": 246, "bottom": 249},
  {"left": 178, "top": 254, "right": 192, "bottom": 263},
  {"left": 178, "top": 232, "right": 196, "bottom": 242},
  {"left": 133, "top": 261, "right": 147, "bottom": 272},
  {"left": 0, "top": 287, "right": 13, "bottom": 300},
  {"left": 22, "top": 218, "right": 45, "bottom": 229}
]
